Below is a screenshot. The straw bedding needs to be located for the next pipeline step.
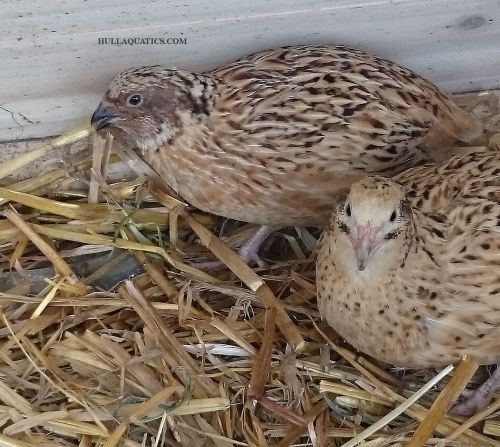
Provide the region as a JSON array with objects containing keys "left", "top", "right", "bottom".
[{"left": 0, "top": 91, "right": 498, "bottom": 447}]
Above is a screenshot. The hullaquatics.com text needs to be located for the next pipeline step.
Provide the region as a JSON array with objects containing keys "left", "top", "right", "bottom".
[{"left": 97, "top": 37, "right": 187, "bottom": 46}]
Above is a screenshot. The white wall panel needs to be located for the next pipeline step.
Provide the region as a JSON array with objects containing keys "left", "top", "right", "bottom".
[{"left": 1, "top": 0, "right": 499, "bottom": 140}]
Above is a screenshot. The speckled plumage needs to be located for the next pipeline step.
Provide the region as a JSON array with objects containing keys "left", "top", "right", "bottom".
[
  {"left": 317, "top": 151, "right": 500, "bottom": 369},
  {"left": 91, "top": 45, "right": 481, "bottom": 226}
]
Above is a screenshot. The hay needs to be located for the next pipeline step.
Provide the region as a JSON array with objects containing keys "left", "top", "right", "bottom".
[{"left": 0, "top": 91, "right": 498, "bottom": 447}]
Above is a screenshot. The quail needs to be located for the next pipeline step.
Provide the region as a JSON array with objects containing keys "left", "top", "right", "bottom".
[
  {"left": 91, "top": 45, "right": 482, "bottom": 266},
  {"left": 317, "top": 151, "right": 500, "bottom": 415}
]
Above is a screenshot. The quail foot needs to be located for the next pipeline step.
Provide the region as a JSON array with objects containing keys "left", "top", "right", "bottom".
[
  {"left": 317, "top": 151, "right": 500, "bottom": 416},
  {"left": 194, "top": 224, "right": 277, "bottom": 270},
  {"left": 91, "top": 45, "right": 482, "bottom": 267}
]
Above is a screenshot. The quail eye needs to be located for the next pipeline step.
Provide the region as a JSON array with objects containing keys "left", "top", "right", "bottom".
[
  {"left": 127, "top": 94, "right": 142, "bottom": 106},
  {"left": 390, "top": 210, "right": 397, "bottom": 222},
  {"left": 345, "top": 203, "right": 351, "bottom": 217}
]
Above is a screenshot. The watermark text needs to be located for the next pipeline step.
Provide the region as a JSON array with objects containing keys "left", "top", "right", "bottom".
[{"left": 98, "top": 37, "right": 187, "bottom": 46}]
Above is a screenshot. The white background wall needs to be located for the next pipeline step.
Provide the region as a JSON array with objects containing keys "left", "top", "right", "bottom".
[{"left": 1, "top": 0, "right": 499, "bottom": 141}]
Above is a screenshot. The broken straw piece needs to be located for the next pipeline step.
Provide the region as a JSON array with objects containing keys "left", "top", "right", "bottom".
[{"left": 0, "top": 123, "right": 93, "bottom": 180}]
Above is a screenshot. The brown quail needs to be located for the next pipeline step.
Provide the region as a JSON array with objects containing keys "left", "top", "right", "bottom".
[
  {"left": 316, "top": 151, "right": 500, "bottom": 415},
  {"left": 91, "top": 45, "right": 481, "bottom": 265}
]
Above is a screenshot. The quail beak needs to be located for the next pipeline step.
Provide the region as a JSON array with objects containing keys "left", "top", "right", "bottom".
[
  {"left": 349, "top": 223, "right": 383, "bottom": 271},
  {"left": 91, "top": 105, "right": 118, "bottom": 131}
]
